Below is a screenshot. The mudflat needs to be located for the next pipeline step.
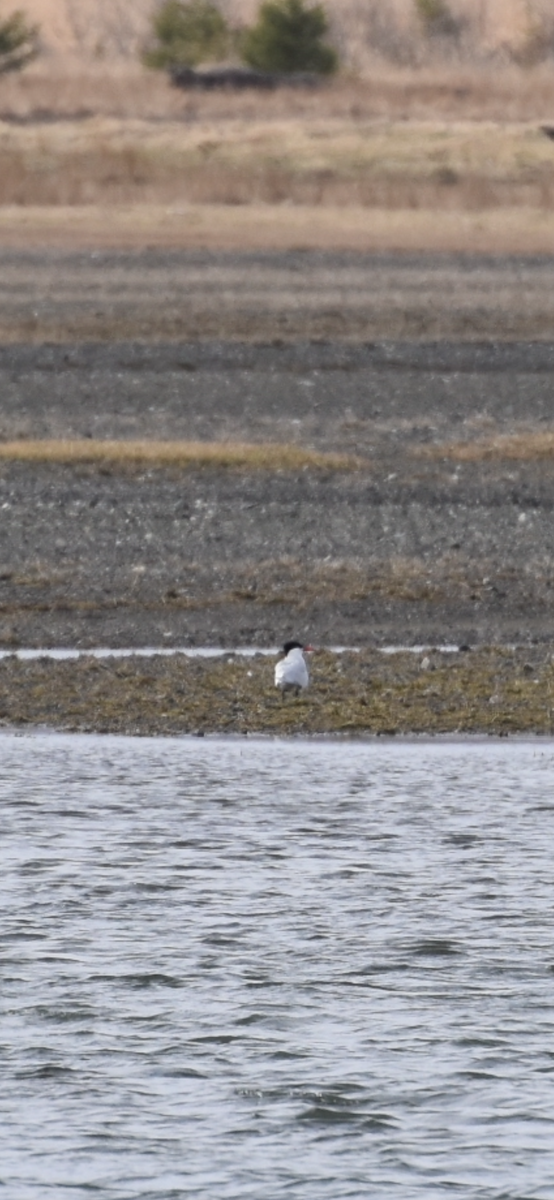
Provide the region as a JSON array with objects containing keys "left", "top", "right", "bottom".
[{"left": 1, "top": 247, "right": 554, "bottom": 651}]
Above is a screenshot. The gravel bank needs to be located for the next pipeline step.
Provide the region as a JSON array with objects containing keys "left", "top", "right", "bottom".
[
  {"left": 1, "top": 337, "right": 554, "bottom": 649},
  {"left": 3, "top": 249, "right": 554, "bottom": 342}
]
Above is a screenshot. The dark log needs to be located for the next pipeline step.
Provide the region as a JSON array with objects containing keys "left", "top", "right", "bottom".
[{"left": 170, "top": 65, "right": 319, "bottom": 90}]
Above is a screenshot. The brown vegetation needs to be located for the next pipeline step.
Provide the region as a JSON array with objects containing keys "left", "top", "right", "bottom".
[
  {"left": 1, "top": 33, "right": 554, "bottom": 251},
  {"left": 0, "top": 438, "right": 360, "bottom": 470},
  {"left": 421, "top": 431, "right": 554, "bottom": 462},
  {"left": 1, "top": 99, "right": 554, "bottom": 212}
]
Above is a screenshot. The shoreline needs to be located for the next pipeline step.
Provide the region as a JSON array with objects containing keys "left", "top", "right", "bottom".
[{"left": 2, "top": 727, "right": 553, "bottom": 744}]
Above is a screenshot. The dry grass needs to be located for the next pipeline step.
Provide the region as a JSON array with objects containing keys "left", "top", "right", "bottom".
[
  {"left": 222, "top": 553, "right": 485, "bottom": 608},
  {"left": 11, "top": 0, "right": 554, "bottom": 72},
  {"left": 1, "top": 203, "right": 553, "bottom": 255},
  {"left": 0, "top": 438, "right": 360, "bottom": 470},
  {"left": 1, "top": 109, "right": 554, "bottom": 209},
  {"left": 2, "top": 59, "right": 554, "bottom": 253},
  {"left": 421, "top": 431, "right": 554, "bottom": 462}
]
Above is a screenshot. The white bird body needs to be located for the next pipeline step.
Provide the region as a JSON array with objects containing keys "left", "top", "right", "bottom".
[{"left": 274, "top": 642, "right": 312, "bottom": 693}]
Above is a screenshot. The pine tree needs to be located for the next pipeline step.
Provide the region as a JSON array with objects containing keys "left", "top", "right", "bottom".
[
  {"left": 144, "top": 0, "right": 229, "bottom": 70},
  {"left": 0, "top": 10, "right": 39, "bottom": 74},
  {"left": 242, "top": 0, "right": 337, "bottom": 75}
]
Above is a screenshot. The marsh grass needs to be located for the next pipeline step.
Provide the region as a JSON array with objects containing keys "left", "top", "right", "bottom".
[
  {"left": 421, "top": 431, "right": 554, "bottom": 461},
  {"left": 0, "top": 438, "right": 360, "bottom": 470}
]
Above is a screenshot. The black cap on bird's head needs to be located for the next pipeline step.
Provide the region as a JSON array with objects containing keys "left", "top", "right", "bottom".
[
  {"left": 283, "top": 640, "right": 303, "bottom": 655},
  {"left": 282, "top": 640, "right": 315, "bottom": 655}
]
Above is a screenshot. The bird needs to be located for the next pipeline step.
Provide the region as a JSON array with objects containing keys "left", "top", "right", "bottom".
[
  {"left": 541, "top": 126, "right": 554, "bottom": 141},
  {"left": 274, "top": 640, "right": 314, "bottom": 696}
]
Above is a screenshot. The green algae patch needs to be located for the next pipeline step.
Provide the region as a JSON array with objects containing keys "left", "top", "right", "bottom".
[{"left": 1, "top": 646, "right": 554, "bottom": 736}]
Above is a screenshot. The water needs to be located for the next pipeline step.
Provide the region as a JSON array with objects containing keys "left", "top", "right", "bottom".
[
  {"left": 2, "top": 733, "right": 554, "bottom": 1200},
  {"left": 0, "top": 645, "right": 460, "bottom": 661}
]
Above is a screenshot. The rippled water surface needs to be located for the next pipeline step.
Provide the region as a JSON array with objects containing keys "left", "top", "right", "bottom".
[{"left": 3, "top": 734, "right": 554, "bottom": 1199}]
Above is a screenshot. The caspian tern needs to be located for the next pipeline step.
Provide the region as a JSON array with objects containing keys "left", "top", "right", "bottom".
[{"left": 274, "top": 641, "right": 315, "bottom": 695}]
